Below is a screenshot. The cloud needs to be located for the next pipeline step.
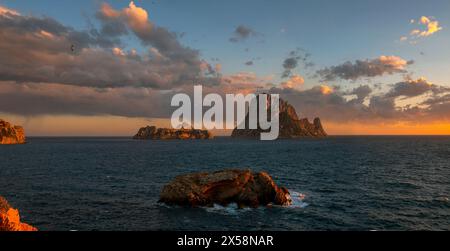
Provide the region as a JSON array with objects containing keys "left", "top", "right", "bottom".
[
  {"left": 266, "top": 77, "right": 450, "bottom": 124},
  {"left": 0, "top": 2, "right": 216, "bottom": 89},
  {"left": 316, "top": 56, "right": 413, "bottom": 81},
  {"left": 282, "top": 57, "right": 299, "bottom": 78},
  {"left": 0, "top": 81, "right": 174, "bottom": 118},
  {"left": 281, "top": 48, "right": 314, "bottom": 78},
  {"left": 346, "top": 85, "right": 372, "bottom": 102},
  {"left": 0, "top": 6, "right": 19, "bottom": 16},
  {"left": 245, "top": 61, "right": 254, "bottom": 66},
  {"left": 229, "top": 25, "right": 258, "bottom": 42},
  {"left": 417, "top": 16, "right": 443, "bottom": 37},
  {"left": 386, "top": 77, "right": 450, "bottom": 98},
  {"left": 401, "top": 16, "right": 443, "bottom": 43},
  {"left": 97, "top": 2, "right": 199, "bottom": 63},
  {"left": 386, "top": 77, "right": 436, "bottom": 98},
  {"left": 280, "top": 74, "right": 305, "bottom": 90}
]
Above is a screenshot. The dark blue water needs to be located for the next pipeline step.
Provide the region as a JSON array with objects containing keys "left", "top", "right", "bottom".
[{"left": 1, "top": 137, "right": 449, "bottom": 231}]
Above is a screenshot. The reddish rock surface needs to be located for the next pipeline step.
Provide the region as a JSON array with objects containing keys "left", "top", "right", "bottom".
[
  {"left": 133, "top": 126, "right": 212, "bottom": 140},
  {"left": 0, "top": 119, "right": 26, "bottom": 144},
  {"left": 159, "top": 169, "right": 292, "bottom": 208},
  {"left": 0, "top": 196, "right": 37, "bottom": 231},
  {"left": 231, "top": 98, "right": 327, "bottom": 139}
]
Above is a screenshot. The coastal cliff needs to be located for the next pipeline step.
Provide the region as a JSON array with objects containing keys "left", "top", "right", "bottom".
[
  {"left": 133, "top": 126, "right": 212, "bottom": 140},
  {"left": 159, "top": 169, "right": 292, "bottom": 208},
  {"left": 0, "top": 196, "right": 37, "bottom": 231},
  {"left": 0, "top": 119, "right": 26, "bottom": 144},
  {"left": 231, "top": 98, "right": 327, "bottom": 139}
]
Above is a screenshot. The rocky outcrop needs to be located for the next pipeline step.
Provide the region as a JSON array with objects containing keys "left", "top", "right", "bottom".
[
  {"left": 0, "top": 196, "right": 37, "bottom": 231},
  {"left": 133, "top": 126, "right": 213, "bottom": 140},
  {"left": 0, "top": 119, "right": 26, "bottom": 144},
  {"left": 159, "top": 169, "right": 292, "bottom": 208},
  {"left": 231, "top": 98, "right": 327, "bottom": 139}
]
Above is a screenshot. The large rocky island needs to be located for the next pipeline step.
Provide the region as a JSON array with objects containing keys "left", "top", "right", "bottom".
[
  {"left": 0, "top": 119, "right": 26, "bottom": 144},
  {"left": 133, "top": 126, "right": 212, "bottom": 140},
  {"left": 159, "top": 169, "right": 292, "bottom": 208},
  {"left": 231, "top": 98, "right": 327, "bottom": 139},
  {"left": 0, "top": 196, "right": 37, "bottom": 231}
]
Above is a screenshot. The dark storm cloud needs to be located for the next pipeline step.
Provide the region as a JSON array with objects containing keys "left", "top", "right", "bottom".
[{"left": 316, "top": 56, "right": 414, "bottom": 81}]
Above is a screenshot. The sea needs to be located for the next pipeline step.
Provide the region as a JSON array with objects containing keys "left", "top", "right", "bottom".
[{"left": 0, "top": 136, "right": 449, "bottom": 231}]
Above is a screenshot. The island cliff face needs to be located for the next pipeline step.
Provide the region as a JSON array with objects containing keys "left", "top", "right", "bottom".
[
  {"left": 231, "top": 98, "right": 327, "bottom": 139},
  {"left": 159, "top": 169, "right": 292, "bottom": 208},
  {"left": 133, "top": 126, "right": 212, "bottom": 140},
  {"left": 0, "top": 196, "right": 37, "bottom": 231},
  {"left": 0, "top": 119, "right": 26, "bottom": 144}
]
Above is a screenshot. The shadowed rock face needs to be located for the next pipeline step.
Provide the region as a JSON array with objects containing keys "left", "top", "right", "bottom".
[
  {"left": 159, "top": 169, "right": 292, "bottom": 208},
  {"left": 231, "top": 98, "right": 327, "bottom": 139},
  {"left": 0, "top": 119, "right": 26, "bottom": 144},
  {"left": 133, "top": 126, "right": 212, "bottom": 140},
  {"left": 0, "top": 196, "right": 37, "bottom": 231}
]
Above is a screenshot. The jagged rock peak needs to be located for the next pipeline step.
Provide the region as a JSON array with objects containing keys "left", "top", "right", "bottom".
[
  {"left": 0, "top": 119, "right": 26, "bottom": 144},
  {"left": 0, "top": 196, "right": 37, "bottom": 231},
  {"left": 231, "top": 98, "right": 327, "bottom": 139}
]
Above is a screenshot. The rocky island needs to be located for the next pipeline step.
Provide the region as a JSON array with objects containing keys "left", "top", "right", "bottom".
[
  {"left": 0, "top": 119, "right": 26, "bottom": 144},
  {"left": 159, "top": 169, "right": 292, "bottom": 208},
  {"left": 231, "top": 98, "right": 327, "bottom": 139},
  {"left": 0, "top": 196, "right": 37, "bottom": 231},
  {"left": 133, "top": 126, "right": 212, "bottom": 140}
]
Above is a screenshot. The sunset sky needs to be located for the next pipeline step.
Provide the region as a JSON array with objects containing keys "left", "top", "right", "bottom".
[{"left": 1, "top": 0, "right": 450, "bottom": 136}]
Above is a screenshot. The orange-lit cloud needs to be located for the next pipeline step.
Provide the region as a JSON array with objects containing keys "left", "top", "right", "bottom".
[
  {"left": 0, "top": 6, "right": 19, "bottom": 16},
  {"left": 319, "top": 85, "right": 334, "bottom": 95},
  {"left": 280, "top": 74, "right": 305, "bottom": 89},
  {"left": 112, "top": 47, "right": 126, "bottom": 56},
  {"left": 417, "top": 16, "right": 442, "bottom": 37},
  {"left": 401, "top": 16, "right": 443, "bottom": 43}
]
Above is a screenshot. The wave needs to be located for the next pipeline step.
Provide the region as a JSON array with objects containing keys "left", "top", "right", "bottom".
[
  {"left": 289, "top": 190, "right": 309, "bottom": 209},
  {"left": 157, "top": 189, "right": 309, "bottom": 215},
  {"left": 203, "top": 189, "right": 309, "bottom": 214}
]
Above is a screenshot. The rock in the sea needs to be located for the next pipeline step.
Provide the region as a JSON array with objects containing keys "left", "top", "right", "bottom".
[
  {"left": 159, "top": 169, "right": 292, "bottom": 208},
  {"left": 133, "top": 126, "right": 213, "bottom": 140},
  {"left": 0, "top": 196, "right": 37, "bottom": 231},
  {"left": 231, "top": 98, "right": 327, "bottom": 139},
  {"left": 0, "top": 119, "right": 26, "bottom": 144}
]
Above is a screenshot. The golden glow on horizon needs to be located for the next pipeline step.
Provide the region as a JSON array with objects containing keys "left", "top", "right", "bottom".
[
  {"left": 325, "top": 121, "right": 450, "bottom": 135},
  {"left": 2, "top": 115, "right": 450, "bottom": 136}
]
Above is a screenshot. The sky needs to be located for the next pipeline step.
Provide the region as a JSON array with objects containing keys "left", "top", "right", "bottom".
[{"left": 0, "top": 0, "right": 450, "bottom": 136}]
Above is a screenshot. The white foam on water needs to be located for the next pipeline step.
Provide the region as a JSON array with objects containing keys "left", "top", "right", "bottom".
[
  {"left": 288, "top": 190, "right": 309, "bottom": 209},
  {"left": 159, "top": 189, "right": 309, "bottom": 214},
  {"left": 204, "top": 203, "right": 252, "bottom": 215},
  {"left": 202, "top": 189, "right": 309, "bottom": 214}
]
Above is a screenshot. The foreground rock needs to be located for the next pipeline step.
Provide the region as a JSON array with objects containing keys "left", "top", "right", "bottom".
[
  {"left": 0, "top": 119, "right": 26, "bottom": 144},
  {"left": 159, "top": 169, "right": 292, "bottom": 208},
  {"left": 133, "top": 126, "right": 213, "bottom": 140},
  {"left": 0, "top": 196, "right": 37, "bottom": 231},
  {"left": 231, "top": 98, "right": 327, "bottom": 139}
]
